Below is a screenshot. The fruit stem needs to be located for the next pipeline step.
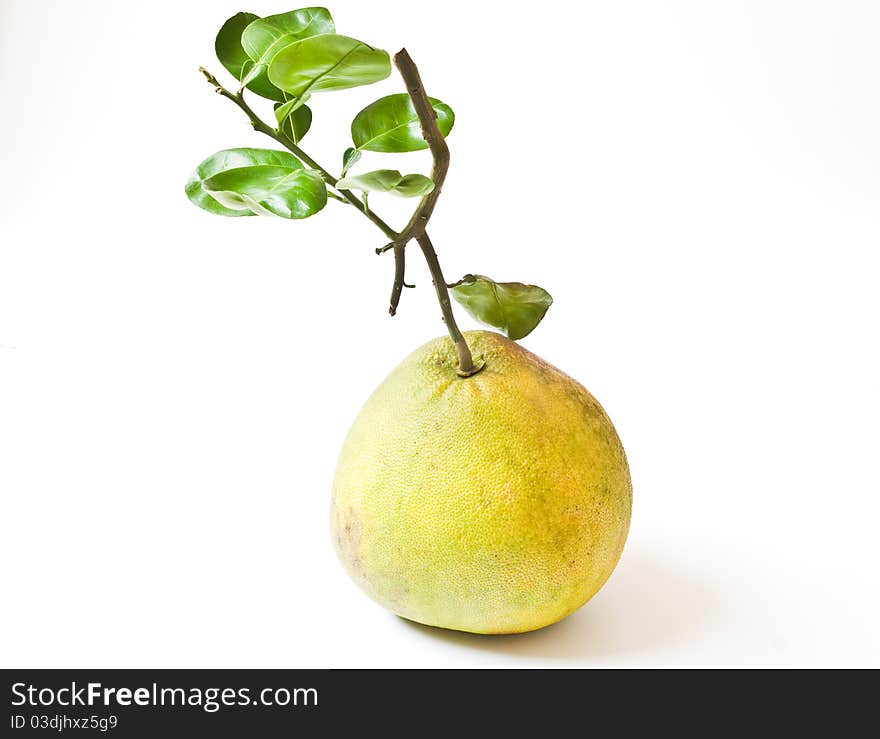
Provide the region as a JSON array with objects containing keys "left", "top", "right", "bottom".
[{"left": 416, "top": 233, "right": 478, "bottom": 376}]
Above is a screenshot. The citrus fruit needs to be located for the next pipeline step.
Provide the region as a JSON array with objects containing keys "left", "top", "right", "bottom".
[{"left": 331, "top": 330, "right": 632, "bottom": 634}]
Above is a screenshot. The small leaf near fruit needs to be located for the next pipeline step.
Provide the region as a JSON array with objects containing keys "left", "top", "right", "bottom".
[{"left": 451, "top": 275, "right": 553, "bottom": 340}]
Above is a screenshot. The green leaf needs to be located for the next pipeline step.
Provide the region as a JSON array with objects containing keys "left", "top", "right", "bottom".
[
  {"left": 215, "top": 12, "right": 284, "bottom": 101},
  {"left": 341, "top": 147, "right": 361, "bottom": 176},
  {"left": 186, "top": 148, "right": 304, "bottom": 217},
  {"left": 283, "top": 105, "right": 313, "bottom": 144},
  {"left": 203, "top": 165, "right": 327, "bottom": 219},
  {"left": 351, "top": 93, "right": 455, "bottom": 153},
  {"left": 274, "top": 99, "right": 313, "bottom": 143},
  {"left": 215, "top": 13, "right": 256, "bottom": 80},
  {"left": 451, "top": 275, "right": 553, "bottom": 340},
  {"left": 240, "top": 8, "right": 335, "bottom": 87},
  {"left": 268, "top": 34, "right": 391, "bottom": 98},
  {"left": 392, "top": 174, "right": 434, "bottom": 198},
  {"left": 336, "top": 169, "right": 402, "bottom": 193},
  {"left": 336, "top": 169, "right": 434, "bottom": 198},
  {"left": 185, "top": 148, "right": 326, "bottom": 219},
  {"left": 273, "top": 94, "right": 309, "bottom": 123}
]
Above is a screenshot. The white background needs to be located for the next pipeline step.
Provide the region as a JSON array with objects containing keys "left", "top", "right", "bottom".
[{"left": 1, "top": 0, "right": 878, "bottom": 668}]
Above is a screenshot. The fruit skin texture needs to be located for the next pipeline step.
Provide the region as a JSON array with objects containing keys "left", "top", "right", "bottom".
[{"left": 331, "top": 331, "right": 632, "bottom": 634}]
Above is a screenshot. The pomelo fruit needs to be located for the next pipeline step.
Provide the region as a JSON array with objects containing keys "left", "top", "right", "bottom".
[{"left": 331, "top": 330, "right": 632, "bottom": 634}]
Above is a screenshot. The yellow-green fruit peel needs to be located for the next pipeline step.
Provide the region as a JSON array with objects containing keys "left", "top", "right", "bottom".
[{"left": 331, "top": 331, "right": 632, "bottom": 634}]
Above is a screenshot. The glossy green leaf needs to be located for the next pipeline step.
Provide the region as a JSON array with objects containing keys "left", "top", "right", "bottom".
[
  {"left": 240, "top": 7, "right": 335, "bottom": 87},
  {"left": 186, "top": 148, "right": 304, "bottom": 217},
  {"left": 184, "top": 148, "right": 326, "bottom": 219},
  {"left": 336, "top": 169, "right": 433, "bottom": 198},
  {"left": 351, "top": 93, "right": 455, "bottom": 153},
  {"left": 215, "top": 12, "right": 284, "bottom": 101},
  {"left": 451, "top": 275, "right": 553, "bottom": 340},
  {"left": 215, "top": 13, "right": 256, "bottom": 80},
  {"left": 273, "top": 94, "right": 309, "bottom": 123},
  {"left": 274, "top": 99, "right": 312, "bottom": 143},
  {"left": 341, "top": 147, "right": 361, "bottom": 176},
  {"left": 336, "top": 169, "right": 402, "bottom": 193},
  {"left": 203, "top": 164, "right": 327, "bottom": 219},
  {"left": 268, "top": 34, "right": 391, "bottom": 98},
  {"left": 286, "top": 105, "right": 313, "bottom": 143}
]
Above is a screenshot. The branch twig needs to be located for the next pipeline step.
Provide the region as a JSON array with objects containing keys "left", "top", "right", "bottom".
[
  {"left": 385, "top": 49, "right": 452, "bottom": 317},
  {"left": 394, "top": 49, "right": 451, "bottom": 235},
  {"left": 392, "top": 50, "right": 476, "bottom": 374},
  {"left": 199, "top": 63, "right": 478, "bottom": 376}
]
